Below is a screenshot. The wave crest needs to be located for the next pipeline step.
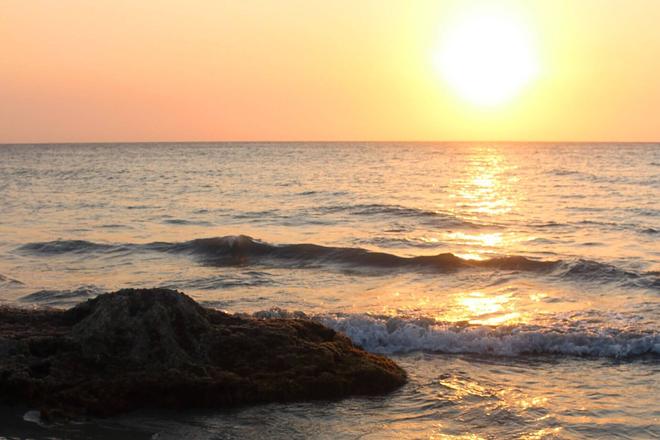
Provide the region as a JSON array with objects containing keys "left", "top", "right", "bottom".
[
  {"left": 15, "top": 235, "right": 659, "bottom": 288},
  {"left": 253, "top": 309, "right": 660, "bottom": 358},
  {"left": 18, "top": 240, "right": 116, "bottom": 254},
  {"left": 19, "top": 285, "right": 104, "bottom": 306},
  {"left": 314, "top": 203, "right": 485, "bottom": 228}
]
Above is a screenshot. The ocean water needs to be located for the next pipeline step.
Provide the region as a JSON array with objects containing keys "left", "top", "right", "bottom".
[{"left": 0, "top": 142, "right": 658, "bottom": 439}]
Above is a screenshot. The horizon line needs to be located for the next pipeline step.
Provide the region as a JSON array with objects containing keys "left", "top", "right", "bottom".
[{"left": 1, "top": 139, "right": 659, "bottom": 146}]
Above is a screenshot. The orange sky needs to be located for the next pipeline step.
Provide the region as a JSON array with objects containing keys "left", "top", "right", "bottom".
[{"left": 2, "top": 0, "right": 660, "bottom": 142}]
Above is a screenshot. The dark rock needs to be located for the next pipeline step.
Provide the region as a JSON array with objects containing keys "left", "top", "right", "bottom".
[{"left": 0, "top": 288, "right": 406, "bottom": 419}]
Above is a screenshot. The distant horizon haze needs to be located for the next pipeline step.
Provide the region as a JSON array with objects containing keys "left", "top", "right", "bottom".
[{"left": 1, "top": 139, "right": 660, "bottom": 146}]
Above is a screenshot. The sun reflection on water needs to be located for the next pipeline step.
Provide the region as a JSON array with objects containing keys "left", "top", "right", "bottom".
[
  {"left": 518, "top": 428, "right": 563, "bottom": 440},
  {"left": 437, "top": 147, "right": 529, "bottom": 262},
  {"left": 440, "top": 291, "right": 524, "bottom": 326},
  {"left": 449, "top": 148, "right": 517, "bottom": 218},
  {"left": 439, "top": 376, "right": 493, "bottom": 400},
  {"left": 449, "top": 232, "right": 504, "bottom": 247},
  {"left": 453, "top": 252, "right": 487, "bottom": 261},
  {"left": 430, "top": 433, "right": 487, "bottom": 440},
  {"left": 459, "top": 291, "right": 507, "bottom": 315},
  {"left": 429, "top": 374, "right": 560, "bottom": 440}
]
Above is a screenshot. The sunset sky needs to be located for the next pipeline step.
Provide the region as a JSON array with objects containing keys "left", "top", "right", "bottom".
[{"left": 2, "top": 0, "right": 660, "bottom": 143}]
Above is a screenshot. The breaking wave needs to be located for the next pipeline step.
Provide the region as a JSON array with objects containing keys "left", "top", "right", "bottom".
[
  {"left": 253, "top": 309, "right": 660, "bottom": 359},
  {"left": 16, "top": 235, "right": 660, "bottom": 288}
]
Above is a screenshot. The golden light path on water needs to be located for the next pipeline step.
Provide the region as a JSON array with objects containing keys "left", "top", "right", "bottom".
[
  {"left": 363, "top": 147, "right": 641, "bottom": 439},
  {"left": 435, "top": 147, "right": 526, "bottom": 262},
  {"left": 467, "top": 154, "right": 512, "bottom": 322},
  {"left": 428, "top": 148, "right": 530, "bottom": 327},
  {"left": 450, "top": 291, "right": 522, "bottom": 326},
  {"left": 450, "top": 148, "right": 516, "bottom": 217}
]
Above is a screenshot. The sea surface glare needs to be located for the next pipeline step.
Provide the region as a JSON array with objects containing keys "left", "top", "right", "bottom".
[{"left": 0, "top": 142, "right": 658, "bottom": 439}]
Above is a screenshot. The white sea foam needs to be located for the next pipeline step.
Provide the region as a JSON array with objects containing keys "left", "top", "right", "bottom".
[{"left": 252, "top": 309, "right": 660, "bottom": 358}]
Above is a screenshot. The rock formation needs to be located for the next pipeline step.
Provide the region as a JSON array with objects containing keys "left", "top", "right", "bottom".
[{"left": 0, "top": 288, "right": 406, "bottom": 420}]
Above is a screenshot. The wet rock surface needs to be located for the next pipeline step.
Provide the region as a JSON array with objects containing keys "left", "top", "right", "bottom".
[{"left": 0, "top": 288, "right": 406, "bottom": 419}]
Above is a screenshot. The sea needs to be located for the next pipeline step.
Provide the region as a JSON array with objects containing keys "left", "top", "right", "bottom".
[{"left": 0, "top": 142, "right": 658, "bottom": 439}]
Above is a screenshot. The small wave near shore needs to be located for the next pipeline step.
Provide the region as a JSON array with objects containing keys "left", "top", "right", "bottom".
[{"left": 253, "top": 308, "right": 660, "bottom": 359}]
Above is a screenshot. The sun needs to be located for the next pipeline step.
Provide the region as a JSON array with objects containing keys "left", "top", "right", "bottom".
[{"left": 434, "top": 9, "right": 539, "bottom": 107}]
